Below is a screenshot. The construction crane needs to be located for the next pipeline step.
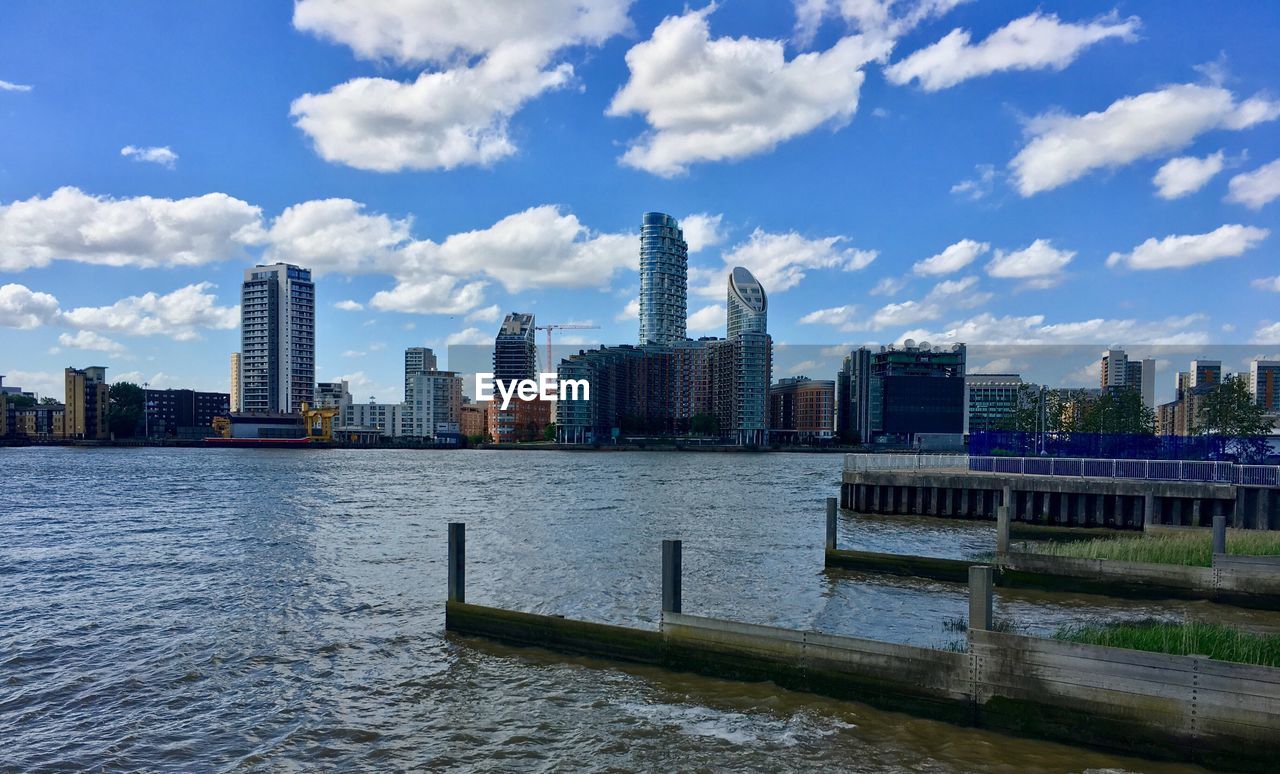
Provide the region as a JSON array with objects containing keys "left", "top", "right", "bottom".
[{"left": 535, "top": 323, "right": 600, "bottom": 373}]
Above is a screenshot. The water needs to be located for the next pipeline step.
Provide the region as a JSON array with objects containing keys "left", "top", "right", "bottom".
[{"left": 1, "top": 447, "right": 1243, "bottom": 771}]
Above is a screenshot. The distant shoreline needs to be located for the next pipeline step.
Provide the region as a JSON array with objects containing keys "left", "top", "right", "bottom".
[{"left": 0, "top": 438, "right": 861, "bottom": 453}]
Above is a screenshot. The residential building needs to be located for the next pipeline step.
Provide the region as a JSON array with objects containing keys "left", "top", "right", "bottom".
[
  {"left": 726, "top": 266, "right": 767, "bottom": 340},
  {"left": 229, "top": 353, "right": 242, "bottom": 412},
  {"left": 494, "top": 313, "right": 537, "bottom": 382},
  {"left": 709, "top": 332, "right": 772, "bottom": 445},
  {"left": 769, "top": 376, "right": 834, "bottom": 442},
  {"left": 1250, "top": 360, "right": 1280, "bottom": 412},
  {"left": 1100, "top": 348, "right": 1156, "bottom": 409},
  {"left": 407, "top": 370, "right": 463, "bottom": 438},
  {"left": 403, "top": 346, "right": 442, "bottom": 435},
  {"left": 1190, "top": 359, "right": 1223, "bottom": 390},
  {"left": 836, "top": 347, "right": 872, "bottom": 444},
  {"left": 966, "top": 373, "right": 1023, "bottom": 433},
  {"left": 488, "top": 394, "right": 550, "bottom": 443},
  {"left": 8, "top": 402, "right": 64, "bottom": 438},
  {"left": 638, "top": 212, "right": 688, "bottom": 345},
  {"left": 64, "top": 366, "right": 109, "bottom": 439},
  {"left": 315, "top": 380, "right": 352, "bottom": 414},
  {"left": 347, "top": 399, "right": 406, "bottom": 437},
  {"left": 144, "top": 389, "right": 231, "bottom": 439},
  {"left": 460, "top": 400, "right": 489, "bottom": 439},
  {"left": 0, "top": 392, "right": 6, "bottom": 437},
  {"left": 240, "top": 263, "right": 315, "bottom": 413}
]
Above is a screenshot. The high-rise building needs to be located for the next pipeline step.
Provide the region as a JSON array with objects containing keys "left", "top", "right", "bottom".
[
  {"left": 836, "top": 348, "right": 872, "bottom": 444},
  {"left": 407, "top": 371, "right": 463, "bottom": 438},
  {"left": 1250, "top": 360, "right": 1280, "bottom": 412},
  {"left": 229, "top": 353, "right": 241, "bottom": 413},
  {"left": 403, "top": 346, "right": 440, "bottom": 434},
  {"left": 240, "top": 263, "right": 315, "bottom": 413},
  {"left": 966, "top": 373, "right": 1023, "bottom": 433},
  {"left": 1190, "top": 359, "right": 1222, "bottom": 390},
  {"left": 838, "top": 342, "right": 966, "bottom": 444},
  {"left": 768, "top": 376, "right": 834, "bottom": 442},
  {"left": 64, "top": 366, "right": 109, "bottom": 439},
  {"left": 494, "top": 313, "right": 537, "bottom": 382},
  {"left": 1100, "top": 348, "right": 1155, "bottom": 409},
  {"left": 726, "top": 266, "right": 767, "bottom": 340},
  {"left": 638, "top": 212, "right": 688, "bottom": 345}
]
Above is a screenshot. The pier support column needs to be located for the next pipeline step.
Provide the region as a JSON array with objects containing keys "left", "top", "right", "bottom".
[
  {"left": 932, "top": 487, "right": 942, "bottom": 516},
  {"left": 1002, "top": 485, "right": 1012, "bottom": 509},
  {"left": 1143, "top": 493, "right": 1155, "bottom": 531},
  {"left": 1192, "top": 499, "right": 1203, "bottom": 528},
  {"left": 1021, "top": 491, "right": 1032, "bottom": 522},
  {"left": 1256, "top": 490, "right": 1272, "bottom": 530},
  {"left": 855, "top": 484, "right": 866, "bottom": 513},
  {"left": 1213, "top": 514, "right": 1227, "bottom": 556},
  {"left": 968, "top": 566, "right": 994, "bottom": 632},
  {"left": 448, "top": 522, "right": 465, "bottom": 604},
  {"left": 1094, "top": 494, "right": 1107, "bottom": 527},
  {"left": 826, "top": 497, "right": 838, "bottom": 550},
  {"left": 662, "top": 539, "right": 682, "bottom": 615},
  {"left": 996, "top": 505, "right": 1010, "bottom": 555},
  {"left": 1074, "top": 493, "right": 1087, "bottom": 527}
]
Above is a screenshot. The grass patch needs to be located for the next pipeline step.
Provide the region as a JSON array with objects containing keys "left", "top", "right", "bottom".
[
  {"left": 1054, "top": 620, "right": 1280, "bottom": 668},
  {"left": 1024, "top": 530, "right": 1280, "bottom": 567}
]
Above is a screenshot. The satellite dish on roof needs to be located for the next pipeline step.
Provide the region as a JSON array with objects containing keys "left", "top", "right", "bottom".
[
  {"left": 918, "top": 341, "right": 930, "bottom": 351},
  {"left": 903, "top": 338, "right": 916, "bottom": 349}
]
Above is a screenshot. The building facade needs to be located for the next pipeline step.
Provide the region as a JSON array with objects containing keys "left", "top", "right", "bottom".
[
  {"left": 494, "top": 313, "right": 537, "bottom": 382},
  {"left": 1100, "top": 348, "right": 1156, "bottom": 409},
  {"left": 1251, "top": 360, "right": 1280, "bottom": 412},
  {"left": 240, "top": 263, "right": 315, "bottom": 414},
  {"left": 836, "top": 347, "right": 872, "bottom": 444},
  {"left": 407, "top": 371, "right": 463, "bottom": 438},
  {"left": 837, "top": 343, "right": 966, "bottom": 445},
  {"left": 726, "top": 266, "right": 767, "bottom": 339},
  {"left": 144, "top": 389, "right": 230, "bottom": 439},
  {"left": 229, "top": 353, "right": 242, "bottom": 413},
  {"left": 460, "top": 401, "right": 489, "bottom": 439},
  {"left": 768, "top": 376, "right": 834, "bottom": 442},
  {"left": 966, "top": 373, "right": 1023, "bottom": 433},
  {"left": 64, "top": 366, "right": 109, "bottom": 439},
  {"left": 638, "top": 212, "right": 688, "bottom": 345},
  {"left": 347, "top": 399, "right": 406, "bottom": 437}
]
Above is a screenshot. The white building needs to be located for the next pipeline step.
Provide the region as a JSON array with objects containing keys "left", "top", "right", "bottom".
[
  {"left": 347, "top": 399, "right": 406, "bottom": 437},
  {"left": 240, "top": 263, "right": 315, "bottom": 413},
  {"left": 407, "top": 371, "right": 463, "bottom": 437}
]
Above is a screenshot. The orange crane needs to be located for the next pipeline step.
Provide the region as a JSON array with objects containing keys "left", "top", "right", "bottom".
[{"left": 535, "top": 323, "right": 600, "bottom": 373}]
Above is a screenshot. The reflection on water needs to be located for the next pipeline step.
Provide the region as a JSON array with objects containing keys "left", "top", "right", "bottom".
[{"left": 0, "top": 447, "right": 1239, "bottom": 770}]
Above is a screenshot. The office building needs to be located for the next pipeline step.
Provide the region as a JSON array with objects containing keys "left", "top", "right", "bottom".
[
  {"left": 726, "top": 266, "right": 767, "bottom": 340},
  {"left": 240, "top": 263, "right": 315, "bottom": 414},
  {"left": 1100, "top": 348, "right": 1155, "bottom": 409},
  {"left": 229, "top": 353, "right": 242, "bottom": 413},
  {"left": 638, "top": 212, "right": 688, "bottom": 345},
  {"left": 769, "top": 376, "right": 834, "bottom": 442},
  {"left": 837, "top": 342, "right": 966, "bottom": 445},
  {"left": 144, "top": 389, "right": 230, "bottom": 439},
  {"left": 64, "top": 366, "right": 109, "bottom": 439},
  {"left": 1251, "top": 360, "right": 1280, "bottom": 412},
  {"left": 966, "top": 373, "right": 1023, "bottom": 433}
]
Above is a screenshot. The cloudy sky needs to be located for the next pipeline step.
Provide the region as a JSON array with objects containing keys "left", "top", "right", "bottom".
[{"left": 1, "top": 0, "right": 1278, "bottom": 402}]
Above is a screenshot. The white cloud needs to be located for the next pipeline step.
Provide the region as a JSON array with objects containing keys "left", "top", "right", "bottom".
[
  {"left": 120, "top": 145, "right": 178, "bottom": 169},
  {"left": 951, "top": 163, "right": 996, "bottom": 200},
  {"left": 716, "top": 228, "right": 876, "bottom": 294},
  {"left": 1152, "top": 151, "right": 1225, "bottom": 199},
  {"left": 1106, "top": 224, "right": 1269, "bottom": 270},
  {"left": 971, "top": 357, "right": 1020, "bottom": 374},
  {"left": 886, "top": 12, "right": 1138, "bottom": 91},
  {"left": 370, "top": 276, "right": 487, "bottom": 315},
  {"left": 615, "top": 298, "right": 640, "bottom": 321},
  {"left": 1253, "top": 276, "right": 1280, "bottom": 292},
  {"left": 1255, "top": 322, "right": 1280, "bottom": 343},
  {"left": 1010, "top": 83, "right": 1280, "bottom": 196},
  {"left": 0, "top": 187, "right": 265, "bottom": 271},
  {"left": 267, "top": 198, "right": 410, "bottom": 274},
  {"left": 61, "top": 283, "right": 239, "bottom": 341},
  {"left": 687, "top": 303, "right": 725, "bottom": 332},
  {"left": 901, "top": 312, "right": 1212, "bottom": 345},
  {"left": 608, "top": 6, "right": 889, "bottom": 177},
  {"left": 334, "top": 299, "right": 364, "bottom": 311},
  {"left": 986, "top": 239, "right": 1074, "bottom": 281},
  {"left": 341, "top": 349, "right": 366, "bottom": 358},
  {"left": 329, "top": 370, "right": 399, "bottom": 403},
  {"left": 0, "top": 79, "right": 32, "bottom": 92},
  {"left": 681, "top": 213, "right": 725, "bottom": 252},
  {"left": 912, "top": 238, "right": 989, "bottom": 275},
  {"left": 1226, "top": 158, "right": 1280, "bottom": 209},
  {"left": 444, "top": 327, "right": 492, "bottom": 346},
  {"left": 1, "top": 370, "right": 61, "bottom": 399},
  {"left": 291, "top": 0, "right": 630, "bottom": 172},
  {"left": 465, "top": 304, "right": 502, "bottom": 323},
  {"left": 799, "top": 305, "right": 857, "bottom": 325},
  {"left": 794, "top": 0, "right": 970, "bottom": 48},
  {"left": 870, "top": 276, "right": 907, "bottom": 296},
  {"left": 58, "top": 330, "right": 125, "bottom": 354},
  {"left": 0, "top": 283, "right": 61, "bottom": 329}
]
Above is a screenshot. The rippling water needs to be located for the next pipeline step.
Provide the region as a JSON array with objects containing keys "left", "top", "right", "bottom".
[{"left": 2, "top": 447, "right": 1243, "bottom": 770}]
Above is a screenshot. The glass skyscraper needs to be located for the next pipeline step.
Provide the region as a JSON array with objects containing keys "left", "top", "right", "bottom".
[
  {"left": 240, "top": 263, "right": 314, "bottom": 414},
  {"left": 726, "top": 266, "right": 767, "bottom": 340},
  {"left": 638, "top": 212, "right": 688, "bottom": 345}
]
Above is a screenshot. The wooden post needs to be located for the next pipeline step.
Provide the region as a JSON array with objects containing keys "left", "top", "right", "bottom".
[
  {"left": 996, "top": 504, "right": 1010, "bottom": 555},
  {"left": 662, "top": 539, "right": 682, "bottom": 615},
  {"left": 968, "top": 565, "right": 994, "bottom": 631},
  {"left": 826, "top": 496, "right": 838, "bottom": 550},
  {"left": 1212, "top": 513, "right": 1227, "bottom": 556},
  {"left": 447, "top": 522, "right": 465, "bottom": 604}
]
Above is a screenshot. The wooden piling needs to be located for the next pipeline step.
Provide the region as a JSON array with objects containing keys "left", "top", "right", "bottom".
[
  {"left": 662, "top": 539, "right": 682, "bottom": 614},
  {"left": 968, "top": 565, "right": 994, "bottom": 631},
  {"left": 448, "top": 522, "right": 465, "bottom": 604},
  {"left": 826, "top": 497, "right": 838, "bottom": 550}
]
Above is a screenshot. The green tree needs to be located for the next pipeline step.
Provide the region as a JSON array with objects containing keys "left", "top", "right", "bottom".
[
  {"left": 690, "top": 413, "right": 719, "bottom": 436},
  {"left": 1195, "top": 376, "right": 1273, "bottom": 461},
  {"left": 108, "top": 381, "right": 144, "bottom": 438},
  {"left": 39, "top": 396, "right": 59, "bottom": 405},
  {"left": 543, "top": 422, "right": 556, "bottom": 441},
  {"left": 6, "top": 393, "right": 36, "bottom": 409}
]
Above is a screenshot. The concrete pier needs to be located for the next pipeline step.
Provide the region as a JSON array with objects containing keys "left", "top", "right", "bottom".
[{"left": 841, "top": 468, "right": 1279, "bottom": 530}]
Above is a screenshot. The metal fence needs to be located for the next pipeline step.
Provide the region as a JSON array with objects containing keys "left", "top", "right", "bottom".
[
  {"left": 844, "top": 453, "right": 970, "bottom": 472},
  {"left": 845, "top": 453, "right": 1280, "bottom": 485}
]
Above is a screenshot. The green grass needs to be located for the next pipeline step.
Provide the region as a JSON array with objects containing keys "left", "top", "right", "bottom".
[
  {"left": 1023, "top": 530, "right": 1280, "bottom": 567},
  {"left": 1054, "top": 620, "right": 1280, "bottom": 668}
]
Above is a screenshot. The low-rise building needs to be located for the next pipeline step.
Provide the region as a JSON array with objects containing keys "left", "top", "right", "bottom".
[
  {"left": 966, "top": 373, "right": 1023, "bottom": 433},
  {"left": 460, "top": 400, "right": 489, "bottom": 439},
  {"left": 768, "top": 376, "right": 834, "bottom": 442},
  {"left": 144, "top": 389, "right": 230, "bottom": 439}
]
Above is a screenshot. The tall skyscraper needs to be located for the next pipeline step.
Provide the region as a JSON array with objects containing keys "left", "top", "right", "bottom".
[
  {"left": 726, "top": 266, "right": 767, "bottom": 339},
  {"left": 1249, "top": 360, "right": 1280, "bottom": 412},
  {"left": 240, "top": 263, "right": 315, "bottom": 414},
  {"left": 493, "top": 313, "right": 537, "bottom": 383},
  {"left": 638, "top": 212, "right": 688, "bottom": 345},
  {"left": 229, "top": 353, "right": 241, "bottom": 413},
  {"left": 1100, "top": 348, "right": 1155, "bottom": 409}
]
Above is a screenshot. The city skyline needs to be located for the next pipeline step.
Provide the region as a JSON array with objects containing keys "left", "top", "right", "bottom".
[{"left": 3, "top": 1, "right": 1280, "bottom": 402}]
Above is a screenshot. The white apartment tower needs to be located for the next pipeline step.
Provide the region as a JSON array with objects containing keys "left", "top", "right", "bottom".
[{"left": 240, "top": 263, "right": 315, "bottom": 413}]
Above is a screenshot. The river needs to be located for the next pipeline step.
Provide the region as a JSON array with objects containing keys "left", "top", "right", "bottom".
[{"left": 3, "top": 447, "right": 1251, "bottom": 771}]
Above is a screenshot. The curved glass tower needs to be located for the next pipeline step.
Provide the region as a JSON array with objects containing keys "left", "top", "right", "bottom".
[
  {"left": 726, "top": 266, "right": 767, "bottom": 340},
  {"left": 638, "top": 212, "right": 688, "bottom": 345}
]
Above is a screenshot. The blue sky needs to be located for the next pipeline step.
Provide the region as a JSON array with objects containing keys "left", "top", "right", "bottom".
[{"left": 1, "top": 0, "right": 1279, "bottom": 402}]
